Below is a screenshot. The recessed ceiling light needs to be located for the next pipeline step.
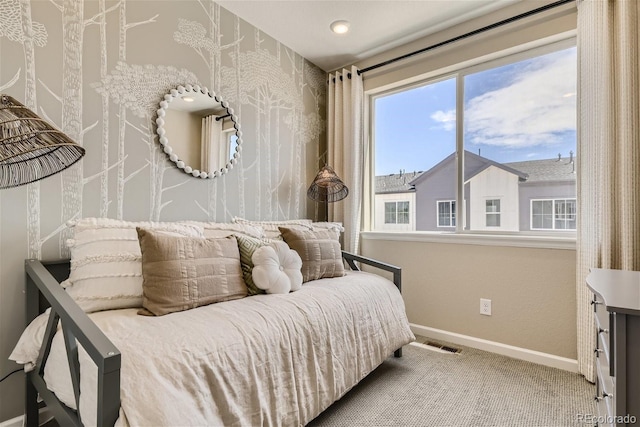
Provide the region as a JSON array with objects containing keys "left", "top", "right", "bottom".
[
  {"left": 183, "top": 96, "right": 194, "bottom": 102},
  {"left": 330, "top": 20, "right": 350, "bottom": 35}
]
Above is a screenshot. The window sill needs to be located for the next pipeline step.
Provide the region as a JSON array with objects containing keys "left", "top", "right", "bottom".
[{"left": 360, "top": 231, "right": 576, "bottom": 250}]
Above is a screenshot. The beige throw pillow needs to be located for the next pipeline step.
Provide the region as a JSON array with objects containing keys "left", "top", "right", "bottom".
[
  {"left": 278, "top": 227, "right": 345, "bottom": 283},
  {"left": 137, "top": 228, "right": 247, "bottom": 316}
]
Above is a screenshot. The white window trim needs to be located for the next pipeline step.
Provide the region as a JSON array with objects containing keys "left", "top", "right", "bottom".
[
  {"left": 436, "top": 200, "right": 456, "bottom": 228},
  {"left": 361, "top": 231, "right": 576, "bottom": 250},
  {"left": 530, "top": 198, "right": 577, "bottom": 231},
  {"left": 384, "top": 200, "right": 411, "bottom": 225}
]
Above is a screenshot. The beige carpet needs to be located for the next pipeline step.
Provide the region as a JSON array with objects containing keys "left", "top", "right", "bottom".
[{"left": 308, "top": 339, "right": 595, "bottom": 427}]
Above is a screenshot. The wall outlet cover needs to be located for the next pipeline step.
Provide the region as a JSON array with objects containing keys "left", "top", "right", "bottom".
[{"left": 480, "top": 298, "right": 492, "bottom": 316}]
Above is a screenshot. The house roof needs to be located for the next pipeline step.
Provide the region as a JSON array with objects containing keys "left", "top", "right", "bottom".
[
  {"left": 407, "top": 150, "right": 528, "bottom": 188},
  {"left": 464, "top": 151, "right": 529, "bottom": 181},
  {"left": 375, "top": 151, "right": 576, "bottom": 194},
  {"left": 375, "top": 171, "right": 420, "bottom": 194},
  {"left": 504, "top": 157, "right": 577, "bottom": 183}
]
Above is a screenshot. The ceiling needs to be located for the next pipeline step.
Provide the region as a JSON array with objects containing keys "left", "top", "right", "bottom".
[{"left": 217, "top": 0, "right": 521, "bottom": 71}]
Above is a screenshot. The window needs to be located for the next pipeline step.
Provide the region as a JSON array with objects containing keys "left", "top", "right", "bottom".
[
  {"left": 397, "top": 201, "right": 410, "bottom": 224},
  {"left": 372, "top": 39, "right": 577, "bottom": 235},
  {"left": 555, "top": 199, "right": 576, "bottom": 230},
  {"left": 485, "top": 199, "right": 501, "bottom": 227},
  {"left": 531, "top": 199, "right": 576, "bottom": 230},
  {"left": 437, "top": 201, "right": 456, "bottom": 227},
  {"left": 385, "top": 201, "right": 410, "bottom": 224}
]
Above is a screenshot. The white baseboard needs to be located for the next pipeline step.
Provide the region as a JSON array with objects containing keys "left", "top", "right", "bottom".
[
  {"left": 410, "top": 323, "right": 578, "bottom": 373},
  {"left": 0, "top": 415, "right": 23, "bottom": 427}
]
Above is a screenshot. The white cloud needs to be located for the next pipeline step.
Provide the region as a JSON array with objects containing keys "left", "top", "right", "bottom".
[
  {"left": 465, "top": 50, "right": 576, "bottom": 148},
  {"left": 431, "top": 109, "right": 455, "bottom": 131}
]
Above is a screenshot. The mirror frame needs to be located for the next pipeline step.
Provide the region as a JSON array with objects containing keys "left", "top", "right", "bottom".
[{"left": 155, "top": 84, "right": 243, "bottom": 179}]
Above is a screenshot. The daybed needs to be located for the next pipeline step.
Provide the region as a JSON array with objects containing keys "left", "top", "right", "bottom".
[{"left": 11, "top": 218, "right": 414, "bottom": 427}]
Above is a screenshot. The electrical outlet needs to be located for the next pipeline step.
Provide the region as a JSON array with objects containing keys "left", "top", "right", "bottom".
[{"left": 480, "top": 298, "right": 492, "bottom": 316}]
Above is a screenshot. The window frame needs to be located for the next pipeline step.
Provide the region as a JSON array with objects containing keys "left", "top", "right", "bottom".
[
  {"left": 530, "top": 198, "right": 577, "bottom": 231},
  {"left": 384, "top": 201, "right": 411, "bottom": 225},
  {"left": 436, "top": 200, "right": 456, "bottom": 228},
  {"left": 384, "top": 201, "right": 397, "bottom": 224},
  {"left": 367, "top": 35, "right": 577, "bottom": 242}
]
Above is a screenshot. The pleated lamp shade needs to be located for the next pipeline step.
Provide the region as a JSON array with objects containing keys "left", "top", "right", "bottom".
[
  {"left": 0, "top": 94, "right": 85, "bottom": 189},
  {"left": 307, "top": 165, "right": 349, "bottom": 203}
]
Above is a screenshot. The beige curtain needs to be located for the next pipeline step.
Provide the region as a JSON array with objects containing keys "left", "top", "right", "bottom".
[
  {"left": 327, "top": 66, "right": 365, "bottom": 254},
  {"left": 201, "top": 115, "right": 223, "bottom": 173},
  {"left": 576, "top": 0, "right": 640, "bottom": 382}
]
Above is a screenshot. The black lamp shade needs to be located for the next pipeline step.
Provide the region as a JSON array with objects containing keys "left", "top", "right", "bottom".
[{"left": 307, "top": 165, "right": 349, "bottom": 203}]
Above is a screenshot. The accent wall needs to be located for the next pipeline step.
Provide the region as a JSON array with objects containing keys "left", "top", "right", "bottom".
[{"left": 0, "top": 0, "right": 326, "bottom": 420}]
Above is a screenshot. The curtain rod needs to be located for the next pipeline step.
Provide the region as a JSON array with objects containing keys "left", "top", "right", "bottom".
[{"left": 352, "top": 0, "right": 574, "bottom": 76}]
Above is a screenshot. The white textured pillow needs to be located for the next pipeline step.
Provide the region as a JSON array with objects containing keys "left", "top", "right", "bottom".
[
  {"left": 183, "top": 221, "right": 265, "bottom": 239},
  {"left": 310, "top": 222, "right": 344, "bottom": 239},
  {"left": 251, "top": 241, "right": 303, "bottom": 294},
  {"left": 232, "top": 217, "right": 313, "bottom": 240},
  {"left": 64, "top": 218, "right": 204, "bottom": 313}
]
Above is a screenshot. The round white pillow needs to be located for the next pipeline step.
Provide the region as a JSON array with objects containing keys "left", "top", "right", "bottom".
[{"left": 251, "top": 241, "right": 303, "bottom": 294}]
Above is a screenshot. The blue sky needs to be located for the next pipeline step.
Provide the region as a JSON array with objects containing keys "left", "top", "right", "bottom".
[{"left": 375, "top": 46, "right": 577, "bottom": 176}]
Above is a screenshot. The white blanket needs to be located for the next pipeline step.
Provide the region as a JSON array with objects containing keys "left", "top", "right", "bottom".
[{"left": 11, "top": 271, "right": 414, "bottom": 426}]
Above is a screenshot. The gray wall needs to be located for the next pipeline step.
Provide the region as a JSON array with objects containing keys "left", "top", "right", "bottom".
[
  {"left": 0, "top": 0, "right": 326, "bottom": 421},
  {"left": 519, "top": 181, "right": 577, "bottom": 231}
]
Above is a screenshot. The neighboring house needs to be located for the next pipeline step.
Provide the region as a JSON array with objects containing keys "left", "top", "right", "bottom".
[
  {"left": 374, "top": 171, "right": 419, "bottom": 231},
  {"left": 374, "top": 151, "right": 576, "bottom": 232},
  {"left": 505, "top": 155, "right": 577, "bottom": 231}
]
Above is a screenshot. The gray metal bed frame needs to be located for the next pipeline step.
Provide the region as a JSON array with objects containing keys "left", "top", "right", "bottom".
[{"left": 24, "top": 252, "right": 402, "bottom": 427}]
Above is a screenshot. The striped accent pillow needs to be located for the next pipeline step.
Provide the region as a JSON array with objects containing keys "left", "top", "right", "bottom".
[
  {"left": 232, "top": 217, "right": 313, "bottom": 240},
  {"left": 64, "top": 218, "right": 204, "bottom": 312},
  {"left": 235, "top": 234, "right": 267, "bottom": 295},
  {"left": 182, "top": 221, "right": 266, "bottom": 239}
]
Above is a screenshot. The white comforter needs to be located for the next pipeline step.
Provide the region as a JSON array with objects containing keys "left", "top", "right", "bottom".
[{"left": 11, "top": 271, "right": 414, "bottom": 426}]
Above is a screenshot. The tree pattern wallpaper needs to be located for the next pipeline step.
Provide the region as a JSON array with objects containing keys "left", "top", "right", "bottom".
[{"left": 0, "top": 0, "right": 326, "bottom": 419}]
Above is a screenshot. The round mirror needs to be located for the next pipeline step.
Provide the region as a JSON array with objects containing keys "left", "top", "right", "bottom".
[{"left": 155, "top": 84, "right": 242, "bottom": 179}]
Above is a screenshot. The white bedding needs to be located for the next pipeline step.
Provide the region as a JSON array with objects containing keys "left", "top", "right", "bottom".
[{"left": 11, "top": 270, "right": 414, "bottom": 426}]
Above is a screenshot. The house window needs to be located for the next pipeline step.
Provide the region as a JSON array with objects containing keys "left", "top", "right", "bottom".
[
  {"left": 371, "top": 38, "right": 577, "bottom": 235},
  {"left": 437, "top": 201, "right": 456, "bottom": 227},
  {"left": 485, "top": 199, "right": 501, "bottom": 227},
  {"left": 397, "top": 201, "right": 410, "bottom": 224},
  {"left": 531, "top": 199, "right": 576, "bottom": 230},
  {"left": 385, "top": 201, "right": 410, "bottom": 224}
]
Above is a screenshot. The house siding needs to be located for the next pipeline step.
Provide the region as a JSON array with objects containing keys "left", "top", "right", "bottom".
[
  {"left": 414, "top": 160, "right": 457, "bottom": 231},
  {"left": 374, "top": 192, "right": 416, "bottom": 231},
  {"left": 518, "top": 181, "right": 577, "bottom": 231},
  {"left": 469, "top": 166, "right": 520, "bottom": 232}
]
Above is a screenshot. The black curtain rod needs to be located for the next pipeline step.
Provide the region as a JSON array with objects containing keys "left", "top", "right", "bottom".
[
  {"left": 215, "top": 113, "right": 231, "bottom": 121},
  {"left": 355, "top": 0, "right": 574, "bottom": 76}
]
